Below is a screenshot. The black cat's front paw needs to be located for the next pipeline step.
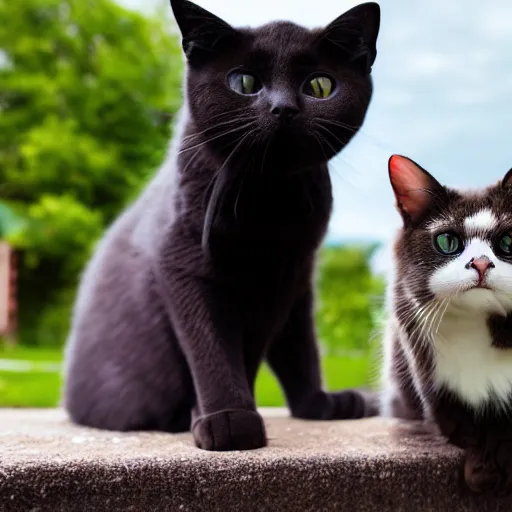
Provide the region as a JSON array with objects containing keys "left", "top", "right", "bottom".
[
  {"left": 291, "top": 389, "right": 375, "bottom": 420},
  {"left": 192, "top": 409, "right": 267, "bottom": 451}
]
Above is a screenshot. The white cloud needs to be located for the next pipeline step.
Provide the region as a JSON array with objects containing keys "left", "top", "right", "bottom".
[
  {"left": 407, "top": 51, "right": 449, "bottom": 77},
  {"left": 480, "top": 7, "right": 512, "bottom": 39}
]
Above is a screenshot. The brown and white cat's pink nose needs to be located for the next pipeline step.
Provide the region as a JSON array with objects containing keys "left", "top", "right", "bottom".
[{"left": 465, "top": 255, "right": 495, "bottom": 283}]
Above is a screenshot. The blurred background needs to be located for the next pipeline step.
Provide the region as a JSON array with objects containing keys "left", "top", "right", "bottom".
[{"left": 0, "top": 0, "right": 510, "bottom": 408}]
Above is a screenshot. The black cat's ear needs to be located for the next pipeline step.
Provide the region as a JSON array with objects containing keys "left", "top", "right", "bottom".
[
  {"left": 388, "top": 154, "right": 445, "bottom": 225},
  {"left": 501, "top": 168, "right": 512, "bottom": 189},
  {"left": 170, "top": 0, "right": 237, "bottom": 65},
  {"left": 319, "top": 2, "right": 380, "bottom": 74}
]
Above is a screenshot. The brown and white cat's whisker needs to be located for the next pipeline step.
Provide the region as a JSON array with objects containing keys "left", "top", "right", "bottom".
[
  {"left": 418, "top": 302, "right": 439, "bottom": 343},
  {"left": 396, "top": 299, "right": 432, "bottom": 325},
  {"left": 426, "top": 299, "right": 449, "bottom": 340},
  {"left": 401, "top": 300, "right": 443, "bottom": 348},
  {"left": 414, "top": 301, "right": 439, "bottom": 342},
  {"left": 425, "top": 299, "right": 448, "bottom": 338},
  {"left": 434, "top": 298, "right": 450, "bottom": 337}
]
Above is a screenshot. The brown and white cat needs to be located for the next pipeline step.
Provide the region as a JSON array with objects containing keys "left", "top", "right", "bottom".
[{"left": 381, "top": 154, "right": 512, "bottom": 494}]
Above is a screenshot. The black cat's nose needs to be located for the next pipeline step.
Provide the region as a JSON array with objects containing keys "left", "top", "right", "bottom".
[{"left": 271, "top": 103, "right": 299, "bottom": 123}]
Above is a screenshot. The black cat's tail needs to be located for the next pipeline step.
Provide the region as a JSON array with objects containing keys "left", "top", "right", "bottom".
[
  {"left": 355, "top": 388, "right": 381, "bottom": 417},
  {"left": 333, "top": 388, "right": 381, "bottom": 419},
  {"left": 293, "top": 388, "right": 381, "bottom": 420}
]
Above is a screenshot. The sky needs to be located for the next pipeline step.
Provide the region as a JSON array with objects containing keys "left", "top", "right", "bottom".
[{"left": 118, "top": 0, "right": 512, "bottom": 273}]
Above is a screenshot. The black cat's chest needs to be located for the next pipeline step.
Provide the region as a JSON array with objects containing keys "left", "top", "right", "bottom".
[{"left": 218, "top": 169, "right": 332, "bottom": 241}]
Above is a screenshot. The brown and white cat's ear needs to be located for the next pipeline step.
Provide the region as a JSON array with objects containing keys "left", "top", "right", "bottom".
[
  {"left": 501, "top": 168, "right": 512, "bottom": 189},
  {"left": 170, "top": 0, "right": 237, "bottom": 65},
  {"left": 319, "top": 2, "right": 380, "bottom": 74},
  {"left": 388, "top": 154, "right": 444, "bottom": 225}
]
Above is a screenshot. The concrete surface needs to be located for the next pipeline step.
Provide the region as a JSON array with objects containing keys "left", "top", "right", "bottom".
[{"left": 0, "top": 408, "right": 510, "bottom": 511}]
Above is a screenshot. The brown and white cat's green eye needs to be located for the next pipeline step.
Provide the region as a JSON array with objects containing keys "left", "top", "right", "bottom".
[
  {"left": 434, "top": 232, "right": 462, "bottom": 255},
  {"left": 304, "top": 76, "right": 335, "bottom": 99},
  {"left": 497, "top": 233, "right": 512, "bottom": 256},
  {"left": 228, "top": 72, "right": 261, "bottom": 95}
]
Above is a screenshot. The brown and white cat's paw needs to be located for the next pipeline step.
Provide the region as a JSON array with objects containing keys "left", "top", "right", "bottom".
[
  {"left": 464, "top": 440, "right": 512, "bottom": 496},
  {"left": 192, "top": 409, "right": 267, "bottom": 451},
  {"left": 464, "top": 446, "right": 503, "bottom": 495},
  {"left": 291, "top": 389, "right": 377, "bottom": 420}
]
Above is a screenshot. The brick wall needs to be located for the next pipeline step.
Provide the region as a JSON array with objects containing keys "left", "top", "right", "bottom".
[{"left": 0, "top": 242, "right": 17, "bottom": 339}]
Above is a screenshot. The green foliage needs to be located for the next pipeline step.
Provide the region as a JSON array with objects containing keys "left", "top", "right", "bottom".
[
  {"left": 0, "top": 345, "right": 373, "bottom": 407},
  {"left": 0, "top": 0, "right": 384, "bottom": 356},
  {"left": 316, "top": 244, "right": 385, "bottom": 356},
  {"left": 0, "top": 0, "right": 184, "bottom": 345},
  {"left": 0, "top": 201, "right": 26, "bottom": 240}
]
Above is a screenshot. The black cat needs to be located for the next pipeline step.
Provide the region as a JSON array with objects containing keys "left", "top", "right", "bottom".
[{"left": 62, "top": 0, "right": 381, "bottom": 451}]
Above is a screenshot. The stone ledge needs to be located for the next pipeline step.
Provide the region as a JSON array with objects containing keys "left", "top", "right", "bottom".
[{"left": 0, "top": 408, "right": 510, "bottom": 511}]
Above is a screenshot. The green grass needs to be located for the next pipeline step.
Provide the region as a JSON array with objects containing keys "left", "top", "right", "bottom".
[
  {"left": 0, "top": 345, "right": 373, "bottom": 408},
  {"left": 0, "top": 371, "right": 62, "bottom": 407},
  {"left": 255, "top": 356, "right": 372, "bottom": 406},
  {"left": 0, "top": 345, "right": 63, "bottom": 362}
]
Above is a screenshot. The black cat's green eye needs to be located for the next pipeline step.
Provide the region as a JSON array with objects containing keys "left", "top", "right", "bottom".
[
  {"left": 228, "top": 72, "right": 261, "bottom": 95},
  {"left": 497, "top": 233, "right": 512, "bottom": 256},
  {"left": 434, "top": 232, "right": 463, "bottom": 255},
  {"left": 303, "top": 76, "right": 334, "bottom": 99}
]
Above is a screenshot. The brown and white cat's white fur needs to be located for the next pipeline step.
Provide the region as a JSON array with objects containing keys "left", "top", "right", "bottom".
[{"left": 380, "top": 154, "right": 512, "bottom": 494}]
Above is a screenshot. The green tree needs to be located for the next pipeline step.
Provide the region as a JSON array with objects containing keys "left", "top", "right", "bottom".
[
  {"left": 315, "top": 244, "right": 385, "bottom": 356},
  {"left": 0, "top": 0, "right": 183, "bottom": 345}
]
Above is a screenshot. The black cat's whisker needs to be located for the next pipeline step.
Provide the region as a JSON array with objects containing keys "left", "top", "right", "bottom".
[
  {"left": 233, "top": 129, "right": 261, "bottom": 220},
  {"left": 317, "top": 118, "right": 393, "bottom": 152},
  {"left": 313, "top": 123, "right": 351, "bottom": 152},
  {"left": 202, "top": 130, "right": 255, "bottom": 256},
  {"left": 181, "top": 111, "right": 255, "bottom": 143},
  {"left": 202, "top": 130, "right": 253, "bottom": 212},
  {"left": 310, "top": 132, "right": 330, "bottom": 164},
  {"left": 314, "top": 128, "right": 339, "bottom": 156},
  {"left": 259, "top": 134, "right": 272, "bottom": 177},
  {"left": 181, "top": 120, "right": 256, "bottom": 148},
  {"left": 180, "top": 121, "right": 257, "bottom": 155},
  {"left": 314, "top": 118, "right": 361, "bottom": 133},
  {"left": 181, "top": 118, "right": 254, "bottom": 144}
]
